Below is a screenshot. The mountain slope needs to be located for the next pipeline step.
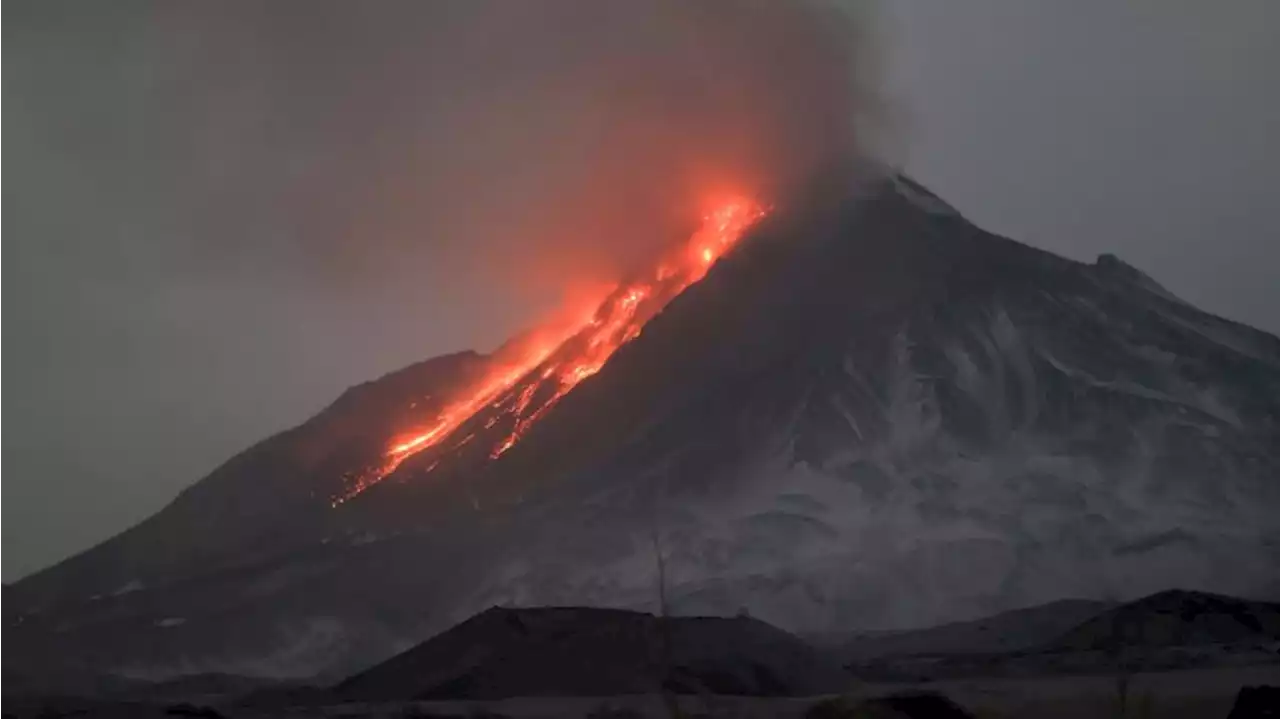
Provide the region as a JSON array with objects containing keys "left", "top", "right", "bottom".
[
  {"left": 831, "top": 589, "right": 1280, "bottom": 682},
  {"left": 813, "top": 598, "right": 1114, "bottom": 662},
  {"left": 6, "top": 352, "right": 487, "bottom": 601},
  {"left": 378, "top": 173, "right": 1279, "bottom": 631},
  {"left": 8, "top": 172, "right": 1279, "bottom": 681},
  {"left": 817, "top": 589, "right": 1280, "bottom": 665}
]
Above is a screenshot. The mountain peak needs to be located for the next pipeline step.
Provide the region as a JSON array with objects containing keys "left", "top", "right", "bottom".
[
  {"left": 888, "top": 173, "right": 964, "bottom": 219},
  {"left": 1093, "top": 252, "right": 1184, "bottom": 302}
]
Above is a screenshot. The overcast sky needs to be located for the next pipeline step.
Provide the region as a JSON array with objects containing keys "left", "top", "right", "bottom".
[{"left": 5, "top": 0, "right": 1278, "bottom": 582}]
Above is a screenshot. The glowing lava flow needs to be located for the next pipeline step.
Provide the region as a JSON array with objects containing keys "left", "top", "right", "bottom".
[{"left": 334, "top": 198, "right": 766, "bottom": 504}]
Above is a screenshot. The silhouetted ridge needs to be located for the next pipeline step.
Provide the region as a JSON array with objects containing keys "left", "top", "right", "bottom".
[
  {"left": 1047, "top": 590, "right": 1280, "bottom": 651},
  {"left": 337, "top": 606, "right": 847, "bottom": 700}
]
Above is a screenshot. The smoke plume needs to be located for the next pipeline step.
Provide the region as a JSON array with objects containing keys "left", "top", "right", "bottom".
[
  {"left": 176, "top": 0, "right": 886, "bottom": 308},
  {"left": 5, "top": 0, "right": 885, "bottom": 578}
]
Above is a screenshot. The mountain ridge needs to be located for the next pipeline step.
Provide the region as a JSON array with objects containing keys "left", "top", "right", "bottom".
[{"left": 8, "top": 172, "right": 1279, "bottom": 680}]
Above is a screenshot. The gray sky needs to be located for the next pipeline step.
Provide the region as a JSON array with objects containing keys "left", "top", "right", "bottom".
[{"left": 5, "top": 0, "right": 1278, "bottom": 582}]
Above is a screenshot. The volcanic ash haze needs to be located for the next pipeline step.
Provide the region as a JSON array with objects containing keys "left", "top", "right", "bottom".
[
  {"left": 323, "top": 0, "right": 882, "bottom": 302},
  {"left": 313, "top": 0, "right": 884, "bottom": 498},
  {"left": 5, "top": 0, "right": 885, "bottom": 581}
]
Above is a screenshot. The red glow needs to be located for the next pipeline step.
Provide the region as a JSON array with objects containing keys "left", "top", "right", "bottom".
[{"left": 334, "top": 198, "right": 766, "bottom": 504}]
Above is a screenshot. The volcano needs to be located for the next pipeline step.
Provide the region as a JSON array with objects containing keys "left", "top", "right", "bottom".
[{"left": 7, "top": 172, "right": 1280, "bottom": 683}]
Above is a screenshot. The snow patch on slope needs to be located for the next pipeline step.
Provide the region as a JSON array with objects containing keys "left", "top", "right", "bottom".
[{"left": 458, "top": 300, "right": 1280, "bottom": 635}]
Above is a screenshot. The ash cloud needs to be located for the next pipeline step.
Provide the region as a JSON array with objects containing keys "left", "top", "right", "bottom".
[
  {"left": 6, "top": 0, "right": 884, "bottom": 578},
  {"left": 178, "top": 0, "right": 886, "bottom": 295}
]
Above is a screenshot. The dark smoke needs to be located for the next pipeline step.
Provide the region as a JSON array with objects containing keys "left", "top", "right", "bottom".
[
  {"left": 5, "top": 0, "right": 884, "bottom": 578},
  {"left": 140, "top": 0, "right": 885, "bottom": 301}
]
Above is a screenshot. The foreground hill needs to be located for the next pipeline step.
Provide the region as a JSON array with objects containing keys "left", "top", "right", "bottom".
[
  {"left": 337, "top": 606, "right": 849, "bottom": 700},
  {"left": 1047, "top": 589, "right": 1280, "bottom": 652}
]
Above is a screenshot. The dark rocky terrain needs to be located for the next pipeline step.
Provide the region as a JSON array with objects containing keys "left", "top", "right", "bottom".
[{"left": 1226, "top": 685, "right": 1280, "bottom": 719}]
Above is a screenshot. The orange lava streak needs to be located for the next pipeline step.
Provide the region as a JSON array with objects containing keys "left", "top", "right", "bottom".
[{"left": 334, "top": 198, "right": 766, "bottom": 504}]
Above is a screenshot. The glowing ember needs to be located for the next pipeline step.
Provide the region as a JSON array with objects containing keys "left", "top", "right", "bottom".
[{"left": 334, "top": 198, "right": 766, "bottom": 504}]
